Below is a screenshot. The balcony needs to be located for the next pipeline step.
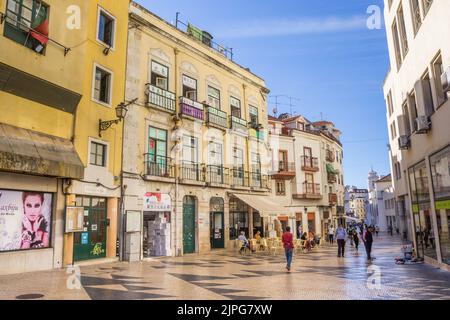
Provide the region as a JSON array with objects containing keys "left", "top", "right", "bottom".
[
  {"left": 230, "top": 168, "right": 250, "bottom": 188},
  {"left": 179, "top": 97, "right": 204, "bottom": 121},
  {"left": 249, "top": 128, "right": 265, "bottom": 140},
  {"left": 326, "top": 149, "right": 335, "bottom": 162},
  {"left": 206, "top": 106, "right": 227, "bottom": 129},
  {"left": 180, "top": 161, "right": 203, "bottom": 182},
  {"left": 206, "top": 165, "right": 228, "bottom": 186},
  {"left": 230, "top": 116, "right": 248, "bottom": 133},
  {"left": 293, "top": 183, "right": 322, "bottom": 200},
  {"left": 271, "top": 161, "right": 296, "bottom": 180},
  {"left": 146, "top": 84, "right": 176, "bottom": 114},
  {"left": 337, "top": 206, "right": 345, "bottom": 214},
  {"left": 301, "top": 156, "right": 319, "bottom": 172},
  {"left": 328, "top": 173, "right": 337, "bottom": 184},
  {"left": 143, "top": 155, "right": 175, "bottom": 180},
  {"left": 329, "top": 193, "right": 338, "bottom": 206}
]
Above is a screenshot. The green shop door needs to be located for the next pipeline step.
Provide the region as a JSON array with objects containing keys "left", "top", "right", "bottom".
[
  {"left": 73, "top": 196, "right": 108, "bottom": 261},
  {"left": 183, "top": 196, "right": 196, "bottom": 254}
]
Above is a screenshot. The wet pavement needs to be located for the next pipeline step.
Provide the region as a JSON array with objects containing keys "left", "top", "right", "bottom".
[{"left": 1, "top": 234, "right": 450, "bottom": 300}]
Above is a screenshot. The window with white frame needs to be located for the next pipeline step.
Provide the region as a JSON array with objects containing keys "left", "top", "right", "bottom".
[
  {"left": 90, "top": 141, "right": 107, "bottom": 167},
  {"left": 151, "top": 61, "right": 169, "bottom": 90},
  {"left": 93, "top": 64, "right": 112, "bottom": 105},
  {"left": 410, "top": 0, "right": 422, "bottom": 35},
  {"left": 230, "top": 96, "right": 241, "bottom": 118},
  {"left": 182, "top": 75, "right": 197, "bottom": 101},
  {"left": 207, "top": 86, "right": 221, "bottom": 109},
  {"left": 97, "top": 7, "right": 116, "bottom": 48}
]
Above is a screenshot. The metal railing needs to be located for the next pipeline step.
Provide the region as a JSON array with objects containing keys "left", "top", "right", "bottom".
[
  {"left": 179, "top": 97, "right": 204, "bottom": 121},
  {"left": 278, "top": 161, "right": 296, "bottom": 172},
  {"left": 303, "top": 183, "right": 321, "bottom": 196},
  {"left": 180, "top": 161, "right": 202, "bottom": 181},
  {"left": 326, "top": 149, "right": 335, "bottom": 162},
  {"left": 329, "top": 193, "right": 338, "bottom": 205},
  {"left": 230, "top": 116, "right": 248, "bottom": 132},
  {"left": 206, "top": 165, "right": 228, "bottom": 184},
  {"left": 301, "top": 156, "right": 319, "bottom": 170},
  {"left": 146, "top": 84, "right": 176, "bottom": 113},
  {"left": 231, "top": 168, "right": 249, "bottom": 187},
  {"left": 206, "top": 106, "right": 227, "bottom": 129},
  {"left": 144, "top": 154, "right": 174, "bottom": 178},
  {"left": 175, "top": 13, "right": 234, "bottom": 61},
  {"left": 328, "top": 173, "right": 337, "bottom": 184}
]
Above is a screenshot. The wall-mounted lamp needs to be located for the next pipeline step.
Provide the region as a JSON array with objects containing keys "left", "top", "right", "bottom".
[
  {"left": 103, "top": 46, "right": 111, "bottom": 56},
  {"left": 98, "top": 99, "right": 137, "bottom": 137}
]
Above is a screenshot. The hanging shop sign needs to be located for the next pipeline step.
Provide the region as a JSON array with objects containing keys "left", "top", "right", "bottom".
[
  {"left": 65, "top": 206, "right": 84, "bottom": 233},
  {"left": 435, "top": 200, "right": 450, "bottom": 210},
  {"left": 143, "top": 193, "right": 171, "bottom": 212},
  {"left": 0, "top": 189, "right": 52, "bottom": 252}
]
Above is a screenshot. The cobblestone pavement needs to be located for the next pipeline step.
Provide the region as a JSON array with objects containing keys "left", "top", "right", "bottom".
[{"left": 1, "top": 234, "right": 450, "bottom": 300}]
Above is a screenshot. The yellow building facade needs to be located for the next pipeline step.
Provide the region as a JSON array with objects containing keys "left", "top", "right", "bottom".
[
  {"left": 122, "top": 2, "right": 276, "bottom": 260},
  {"left": 0, "top": 0, "right": 129, "bottom": 274}
]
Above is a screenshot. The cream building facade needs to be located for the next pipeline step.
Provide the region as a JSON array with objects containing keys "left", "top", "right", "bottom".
[
  {"left": 122, "top": 2, "right": 277, "bottom": 260},
  {"left": 268, "top": 115, "right": 345, "bottom": 238},
  {"left": 383, "top": 0, "right": 450, "bottom": 269}
]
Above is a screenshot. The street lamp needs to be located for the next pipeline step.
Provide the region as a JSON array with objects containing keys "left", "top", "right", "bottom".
[{"left": 98, "top": 100, "right": 135, "bottom": 137}]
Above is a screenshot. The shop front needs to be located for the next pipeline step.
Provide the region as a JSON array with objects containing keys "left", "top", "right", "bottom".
[{"left": 210, "top": 197, "right": 225, "bottom": 249}]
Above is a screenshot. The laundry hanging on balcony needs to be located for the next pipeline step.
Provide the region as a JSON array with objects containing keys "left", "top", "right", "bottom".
[
  {"left": 30, "top": 3, "right": 49, "bottom": 50},
  {"left": 326, "top": 163, "right": 339, "bottom": 175}
]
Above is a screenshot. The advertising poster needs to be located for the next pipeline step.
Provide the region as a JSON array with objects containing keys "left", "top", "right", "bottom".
[
  {"left": 0, "top": 189, "right": 52, "bottom": 252},
  {"left": 143, "top": 193, "right": 171, "bottom": 212}
]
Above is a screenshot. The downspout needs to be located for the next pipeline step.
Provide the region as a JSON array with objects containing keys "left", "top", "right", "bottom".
[{"left": 174, "top": 47, "right": 180, "bottom": 256}]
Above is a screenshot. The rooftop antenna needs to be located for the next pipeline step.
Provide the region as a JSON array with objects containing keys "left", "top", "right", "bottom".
[{"left": 287, "top": 96, "right": 301, "bottom": 116}]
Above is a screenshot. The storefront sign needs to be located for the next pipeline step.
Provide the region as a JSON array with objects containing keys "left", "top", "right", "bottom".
[
  {"left": 436, "top": 200, "right": 450, "bottom": 210},
  {"left": 143, "top": 193, "right": 171, "bottom": 212},
  {"left": 0, "top": 189, "right": 52, "bottom": 252},
  {"left": 84, "top": 185, "right": 106, "bottom": 195}
]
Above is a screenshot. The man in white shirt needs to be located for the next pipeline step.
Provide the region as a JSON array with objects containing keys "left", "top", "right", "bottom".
[
  {"left": 328, "top": 226, "right": 335, "bottom": 245},
  {"left": 335, "top": 225, "right": 347, "bottom": 257}
]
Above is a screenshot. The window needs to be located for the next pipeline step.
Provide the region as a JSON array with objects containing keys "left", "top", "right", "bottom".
[
  {"left": 151, "top": 61, "right": 169, "bottom": 90},
  {"left": 402, "top": 101, "right": 412, "bottom": 136},
  {"left": 387, "top": 91, "right": 394, "bottom": 116},
  {"left": 97, "top": 7, "right": 116, "bottom": 48},
  {"left": 397, "top": 5, "right": 409, "bottom": 59},
  {"left": 148, "top": 127, "right": 167, "bottom": 162},
  {"left": 208, "top": 142, "right": 223, "bottom": 166},
  {"left": 276, "top": 180, "right": 286, "bottom": 196},
  {"left": 279, "top": 150, "right": 288, "bottom": 171},
  {"left": 422, "top": 0, "right": 433, "bottom": 16},
  {"left": 421, "top": 71, "right": 435, "bottom": 116},
  {"left": 182, "top": 75, "right": 197, "bottom": 101},
  {"left": 4, "top": 0, "right": 49, "bottom": 54},
  {"left": 390, "top": 121, "right": 397, "bottom": 139},
  {"left": 410, "top": 0, "right": 422, "bottom": 35},
  {"left": 408, "top": 91, "right": 418, "bottom": 132},
  {"left": 249, "top": 105, "right": 259, "bottom": 128},
  {"left": 432, "top": 54, "right": 448, "bottom": 106},
  {"left": 93, "top": 65, "right": 112, "bottom": 105},
  {"left": 182, "top": 135, "right": 198, "bottom": 163},
  {"left": 90, "top": 141, "right": 107, "bottom": 167},
  {"left": 207, "top": 86, "right": 221, "bottom": 109},
  {"left": 392, "top": 20, "right": 403, "bottom": 69},
  {"left": 230, "top": 96, "right": 241, "bottom": 118},
  {"left": 395, "top": 162, "right": 402, "bottom": 180}
]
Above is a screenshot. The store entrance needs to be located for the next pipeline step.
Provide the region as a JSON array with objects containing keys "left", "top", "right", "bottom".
[
  {"left": 143, "top": 211, "right": 171, "bottom": 257},
  {"left": 210, "top": 197, "right": 224, "bottom": 249},
  {"left": 183, "top": 196, "right": 196, "bottom": 254},
  {"left": 73, "top": 196, "right": 107, "bottom": 261}
]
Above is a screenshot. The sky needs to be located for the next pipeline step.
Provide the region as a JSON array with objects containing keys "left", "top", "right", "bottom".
[{"left": 135, "top": 0, "right": 390, "bottom": 188}]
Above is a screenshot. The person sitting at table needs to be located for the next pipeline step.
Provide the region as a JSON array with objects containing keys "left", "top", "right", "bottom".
[
  {"left": 300, "top": 232, "right": 307, "bottom": 240},
  {"left": 254, "top": 231, "right": 262, "bottom": 241}
]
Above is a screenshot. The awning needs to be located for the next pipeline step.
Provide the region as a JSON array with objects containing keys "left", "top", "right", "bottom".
[
  {"left": 345, "top": 216, "right": 361, "bottom": 221},
  {"left": 0, "top": 123, "right": 84, "bottom": 179},
  {"left": 326, "top": 163, "right": 339, "bottom": 174},
  {"left": 230, "top": 193, "right": 293, "bottom": 218}
]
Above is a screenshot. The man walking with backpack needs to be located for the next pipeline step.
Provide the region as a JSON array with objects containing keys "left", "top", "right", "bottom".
[{"left": 335, "top": 225, "right": 347, "bottom": 257}]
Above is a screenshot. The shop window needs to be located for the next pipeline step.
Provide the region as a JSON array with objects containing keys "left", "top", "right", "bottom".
[
  {"left": 4, "top": 0, "right": 49, "bottom": 54},
  {"left": 90, "top": 141, "right": 107, "bottom": 167},
  {"left": 0, "top": 189, "right": 53, "bottom": 252},
  {"left": 229, "top": 198, "right": 248, "bottom": 239},
  {"left": 93, "top": 64, "right": 112, "bottom": 105},
  {"left": 97, "top": 7, "right": 116, "bottom": 48}
]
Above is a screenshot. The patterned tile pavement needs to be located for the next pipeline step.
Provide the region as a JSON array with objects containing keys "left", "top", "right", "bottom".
[{"left": 1, "top": 234, "right": 449, "bottom": 300}]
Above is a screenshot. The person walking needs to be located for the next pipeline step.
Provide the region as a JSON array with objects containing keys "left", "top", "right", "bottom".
[
  {"left": 282, "top": 226, "right": 294, "bottom": 271},
  {"left": 335, "top": 225, "right": 347, "bottom": 257},
  {"left": 353, "top": 230, "right": 360, "bottom": 252},
  {"left": 363, "top": 226, "right": 374, "bottom": 261},
  {"left": 328, "top": 225, "right": 335, "bottom": 245}
]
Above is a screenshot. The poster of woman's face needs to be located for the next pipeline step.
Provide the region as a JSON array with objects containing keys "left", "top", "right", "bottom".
[{"left": 0, "top": 189, "right": 52, "bottom": 252}]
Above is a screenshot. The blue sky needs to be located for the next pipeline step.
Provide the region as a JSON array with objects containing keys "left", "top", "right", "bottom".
[{"left": 135, "top": 0, "right": 390, "bottom": 188}]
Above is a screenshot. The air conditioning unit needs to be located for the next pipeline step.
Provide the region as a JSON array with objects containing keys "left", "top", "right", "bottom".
[
  {"left": 398, "top": 135, "right": 410, "bottom": 150},
  {"left": 415, "top": 116, "right": 431, "bottom": 134},
  {"left": 441, "top": 67, "right": 450, "bottom": 92}
]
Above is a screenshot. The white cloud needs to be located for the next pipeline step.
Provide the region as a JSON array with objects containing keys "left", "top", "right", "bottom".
[{"left": 215, "top": 16, "right": 368, "bottom": 39}]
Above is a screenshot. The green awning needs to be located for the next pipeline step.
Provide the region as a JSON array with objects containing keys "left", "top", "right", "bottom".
[{"left": 326, "top": 164, "right": 339, "bottom": 174}]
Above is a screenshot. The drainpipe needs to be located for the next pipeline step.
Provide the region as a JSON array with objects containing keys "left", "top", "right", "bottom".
[{"left": 174, "top": 47, "right": 180, "bottom": 256}]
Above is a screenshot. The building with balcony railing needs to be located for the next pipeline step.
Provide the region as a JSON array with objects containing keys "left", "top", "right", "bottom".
[
  {"left": 123, "top": 2, "right": 275, "bottom": 260},
  {"left": 268, "top": 113, "right": 345, "bottom": 237}
]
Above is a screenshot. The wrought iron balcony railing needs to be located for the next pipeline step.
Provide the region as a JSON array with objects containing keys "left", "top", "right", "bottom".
[
  {"left": 206, "top": 165, "right": 228, "bottom": 185},
  {"left": 230, "top": 116, "right": 248, "bottom": 133},
  {"left": 180, "top": 161, "right": 202, "bottom": 181},
  {"left": 301, "top": 156, "right": 319, "bottom": 171},
  {"left": 146, "top": 84, "right": 176, "bottom": 113},
  {"left": 179, "top": 97, "right": 204, "bottom": 121},
  {"left": 144, "top": 154, "right": 175, "bottom": 178},
  {"left": 206, "top": 106, "right": 227, "bottom": 129}
]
